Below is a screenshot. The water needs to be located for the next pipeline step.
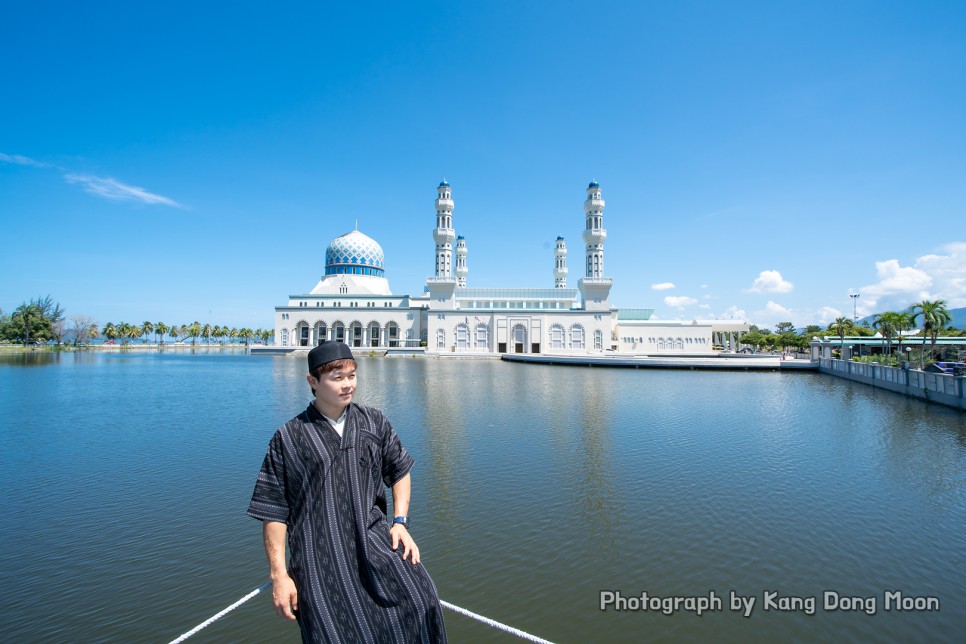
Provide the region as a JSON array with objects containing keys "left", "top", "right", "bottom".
[{"left": 1, "top": 351, "right": 964, "bottom": 643}]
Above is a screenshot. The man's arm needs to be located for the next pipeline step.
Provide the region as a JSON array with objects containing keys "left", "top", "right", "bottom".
[
  {"left": 389, "top": 473, "right": 420, "bottom": 564},
  {"left": 263, "top": 520, "right": 298, "bottom": 620}
]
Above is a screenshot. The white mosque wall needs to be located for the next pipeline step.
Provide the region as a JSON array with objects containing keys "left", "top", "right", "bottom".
[
  {"left": 425, "top": 310, "right": 612, "bottom": 355},
  {"left": 616, "top": 320, "right": 713, "bottom": 354},
  {"left": 275, "top": 304, "right": 424, "bottom": 349}
]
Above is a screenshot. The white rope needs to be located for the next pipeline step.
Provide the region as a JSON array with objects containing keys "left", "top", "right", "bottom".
[
  {"left": 168, "top": 581, "right": 555, "bottom": 644},
  {"left": 168, "top": 580, "right": 272, "bottom": 644},
  {"left": 440, "top": 599, "right": 555, "bottom": 644}
]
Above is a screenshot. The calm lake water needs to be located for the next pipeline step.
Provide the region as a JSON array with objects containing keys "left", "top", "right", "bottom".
[{"left": 1, "top": 351, "right": 964, "bottom": 643}]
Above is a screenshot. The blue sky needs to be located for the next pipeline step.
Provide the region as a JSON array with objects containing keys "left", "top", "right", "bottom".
[{"left": 2, "top": 1, "right": 964, "bottom": 330}]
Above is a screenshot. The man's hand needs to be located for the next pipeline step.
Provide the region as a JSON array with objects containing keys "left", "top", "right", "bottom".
[
  {"left": 271, "top": 574, "right": 299, "bottom": 621},
  {"left": 390, "top": 524, "right": 420, "bottom": 564}
]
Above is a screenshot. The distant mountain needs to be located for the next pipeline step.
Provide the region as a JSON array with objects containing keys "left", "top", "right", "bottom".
[{"left": 859, "top": 307, "right": 966, "bottom": 330}]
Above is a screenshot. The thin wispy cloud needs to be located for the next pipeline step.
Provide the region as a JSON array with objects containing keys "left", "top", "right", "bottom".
[
  {"left": 651, "top": 282, "right": 675, "bottom": 291},
  {"left": 0, "top": 152, "right": 49, "bottom": 167},
  {"left": 64, "top": 173, "right": 183, "bottom": 208},
  {"left": 2, "top": 150, "right": 182, "bottom": 208}
]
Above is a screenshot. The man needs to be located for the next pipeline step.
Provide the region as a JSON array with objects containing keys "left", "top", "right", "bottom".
[{"left": 248, "top": 341, "right": 447, "bottom": 642}]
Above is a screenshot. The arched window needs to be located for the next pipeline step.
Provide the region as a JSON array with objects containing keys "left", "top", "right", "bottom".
[
  {"left": 549, "top": 324, "right": 564, "bottom": 349},
  {"left": 455, "top": 323, "right": 469, "bottom": 350},
  {"left": 594, "top": 329, "right": 603, "bottom": 350},
  {"left": 317, "top": 322, "right": 327, "bottom": 344},
  {"left": 368, "top": 322, "right": 380, "bottom": 347},
  {"left": 475, "top": 324, "right": 489, "bottom": 349},
  {"left": 386, "top": 322, "right": 399, "bottom": 347},
  {"left": 657, "top": 338, "right": 665, "bottom": 351},
  {"left": 436, "top": 328, "right": 445, "bottom": 349},
  {"left": 333, "top": 322, "right": 345, "bottom": 343},
  {"left": 675, "top": 338, "right": 684, "bottom": 351},
  {"left": 570, "top": 325, "right": 585, "bottom": 350},
  {"left": 280, "top": 328, "right": 289, "bottom": 346}
]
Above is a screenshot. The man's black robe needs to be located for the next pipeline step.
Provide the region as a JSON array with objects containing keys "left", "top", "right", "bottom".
[{"left": 248, "top": 402, "right": 447, "bottom": 643}]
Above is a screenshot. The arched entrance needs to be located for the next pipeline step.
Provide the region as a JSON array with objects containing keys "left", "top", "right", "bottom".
[
  {"left": 367, "top": 321, "right": 380, "bottom": 347},
  {"left": 349, "top": 321, "right": 363, "bottom": 347},
  {"left": 512, "top": 323, "right": 527, "bottom": 354}
]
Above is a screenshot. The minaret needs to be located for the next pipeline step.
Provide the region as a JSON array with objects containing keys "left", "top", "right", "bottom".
[
  {"left": 582, "top": 180, "right": 606, "bottom": 278},
  {"left": 553, "top": 236, "right": 568, "bottom": 288},
  {"left": 455, "top": 235, "right": 468, "bottom": 288},
  {"left": 577, "top": 180, "right": 612, "bottom": 311},
  {"left": 433, "top": 179, "right": 455, "bottom": 278}
]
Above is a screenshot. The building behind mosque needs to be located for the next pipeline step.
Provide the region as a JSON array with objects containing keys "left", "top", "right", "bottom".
[{"left": 269, "top": 181, "right": 748, "bottom": 355}]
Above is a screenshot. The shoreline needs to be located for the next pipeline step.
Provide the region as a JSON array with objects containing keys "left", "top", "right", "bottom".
[{"left": 0, "top": 343, "right": 252, "bottom": 353}]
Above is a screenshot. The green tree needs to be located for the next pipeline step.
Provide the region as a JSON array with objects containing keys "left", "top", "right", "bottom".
[
  {"left": 775, "top": 321, "right": 795, "bottom": 334},
  {"left": 10, "top": 303, "right": 42, "bottom": 344},
  {"left": 872, "top": 311, "right": 907, "bottom": 356},
  {"left": 88, "top": 325, "right": 100, "bottom": 344},
  {"left": 912, "top": 300, "right": 952, "bottom": 369},
  {"left": 829, "top": 317, "right": 853, "bottom": 356},
  {"left": 102, "top": 322, "right": 118, "bottom": 343},
  {"left": 141, "top": 321, "right": 154, "bottom": 344},
  {"left": 155, "top": 322, "right": 169, "bottom": 345},
  {"left": 187, "top": 321, "right": 201, "bottom": 345},
  {"left": 200, "top": 323, "right": 212, "bottom": 345}
]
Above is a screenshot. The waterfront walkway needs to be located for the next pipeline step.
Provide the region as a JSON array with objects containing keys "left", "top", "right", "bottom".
[{"left": 502, "top": 353, "right": 816, "bottom": 371}]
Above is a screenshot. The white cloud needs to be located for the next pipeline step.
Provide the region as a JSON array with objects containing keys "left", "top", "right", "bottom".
[
  {"left": 664, "top": 295, "right": 698, "bottom": 309},
  {"left": 720, "top": 305, "right": 747, "bottom": 320},
  {"left": 857, "top": 241, "right": 966, "bottom": 313},
  {"left": 748, "top": 270, "right": 794, "bottom": 294},
  {"left": 64, "top": 174, "right": 182, "bottom": 208},
  {"left": 651, "top": 282, "right": 676, "bottom": 291},
  {"left": 700, "top": 284, "right": 708, "bottom": 289},
  {"left": 698, "top": 304, "right": 711, "bottom": 309},
  {"left": 812, "top": 307, "right": 843, "bottom": 325},
  {"left": 0, "top": 152, "right": 48, "bottom": 167},
  {"left": 765, "top": 301, "right": 793, "bottom": 316}
]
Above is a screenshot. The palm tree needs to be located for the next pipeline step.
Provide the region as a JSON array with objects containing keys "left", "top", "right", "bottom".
[
  {"left": 155, "top": 322, "right": 169, "bottom": 345},
  {"left": 141, "top": 321, "right": 154, "bottom": 344},
  {"left": 88, "top": 325, "right": 100, "bottom": 345},
  {"left": 102, "top": 322, "right": 118, "bottom": 344},
  {"left": 912, "top": 300, "right": 952, "bottom": 369},
  {"left": 200, "top": 323, "right": 212, "bottom": 345},
  {"left": 829, "top": 317, "right": 853, "bottom": 357},
  {"left": 184, "top": 321, "right": 199, "bottom": 345},
  {"left": 873, "top": 311, "right": 905, "bottom": 356},
  {"left": 239, "top": 327, "right": 254, "bottom": 347}
]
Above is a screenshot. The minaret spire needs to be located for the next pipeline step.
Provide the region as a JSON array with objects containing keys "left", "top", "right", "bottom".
[
  {"left": 455, "top": 235, "right": 468, "bottom": 288},
  {"left": 554, "top": 236, "right": 568, "bottom": 288},
  {"left": 433, "top": 179, "right": 455, "bottom": 279},
  {"left": 577, "top": 180, "right": 612, "bottom": 311},
  {"left": 582, "top": 180, "right": 606, "bottom": 278}
]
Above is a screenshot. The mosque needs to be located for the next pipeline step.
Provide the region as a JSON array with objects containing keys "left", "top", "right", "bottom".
[{"left": 270, "top": 181, "right": 748, "bottom": 355}]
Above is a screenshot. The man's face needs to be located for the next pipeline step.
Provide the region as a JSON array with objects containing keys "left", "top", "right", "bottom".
[{"left": 308, "top": 364, "right": 357, "bottom": 417}]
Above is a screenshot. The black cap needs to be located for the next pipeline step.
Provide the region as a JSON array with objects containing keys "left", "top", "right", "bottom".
[{"left": 308, "top": 341, "right": 354, "bottom": 372}]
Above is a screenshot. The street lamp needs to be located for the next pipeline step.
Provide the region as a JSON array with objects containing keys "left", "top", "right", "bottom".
[{"left": 850, "top": 293, "right": 860, "bottom": 322}]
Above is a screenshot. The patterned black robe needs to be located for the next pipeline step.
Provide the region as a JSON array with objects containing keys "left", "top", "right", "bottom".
[{"left": 248, "top": 402, "right": 447, "bottom": 643}]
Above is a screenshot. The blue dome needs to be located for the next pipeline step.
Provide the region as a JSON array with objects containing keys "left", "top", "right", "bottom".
[
  {"left": 324, "top": 230, "right": 386, "bottom": 278},
  {"left": 439, "top": 179, "right": 450, "bottom": 187},
  {"left": 588, "top": 180, "right": 599, "bottom": 189}
]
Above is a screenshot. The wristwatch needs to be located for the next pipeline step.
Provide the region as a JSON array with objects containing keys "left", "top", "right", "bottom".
[{"left": 392, "top": 515, "right": 409, "bottom": 529}]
